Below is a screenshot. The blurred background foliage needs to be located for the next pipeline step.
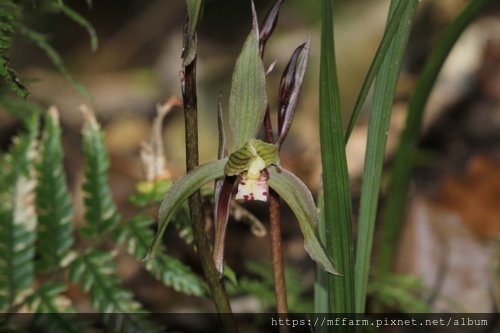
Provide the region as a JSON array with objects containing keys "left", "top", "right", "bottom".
[{"left": 0, "top": 0, "right": 499, "bottom": 319}]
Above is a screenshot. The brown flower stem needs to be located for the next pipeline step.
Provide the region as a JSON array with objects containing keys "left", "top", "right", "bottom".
[
  {"left": 181, "top": 55, "right": 237, "bottom": 332},
  {"left": 264, "top": 110, "right": 289, "bottom": 316}
]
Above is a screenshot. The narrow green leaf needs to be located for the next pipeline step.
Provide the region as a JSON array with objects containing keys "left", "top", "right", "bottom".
[
  {"left": 319, "top": 0, "right": 354, "bottom": 313},
  {"left": 36, "top": 107, "right": 75, "bottom": 272},
  {"left": 228, "top": 28, "right": 268, "bottom": 151},
  {"left": 379, "top": 0, "right": 492, "bottom": 275},
  {"left": 268, "top": 166, "right": 339, "bottom": 275},
  {"left": 183, "top": 0, "right": 203, "bottom": 66},
  {"left": 344, "top": 0, "right": 410, "bottom": 142},
  {"left": 354, "top": 0, "right": 419, "bottom": 313},
  {"left": 146, "top": 158, "right": 227, "bottom": 262}
]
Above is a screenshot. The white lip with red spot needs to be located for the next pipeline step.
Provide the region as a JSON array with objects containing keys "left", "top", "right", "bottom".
[{"left": 236, "top": 169, "right": 269, "bottom": 202}]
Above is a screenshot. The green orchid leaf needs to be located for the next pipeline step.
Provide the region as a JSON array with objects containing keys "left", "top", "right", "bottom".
[
  {"left": 225, "top": 139, "right": 278, "bottom": 176},
  {"left": 268, "top": 166, "right": 340, "bottom": 275},
  {"left": 228, "top": 26, "right": 268, "bottom": 151},
  {"left": 183, "top": 0, "right": 203, "bottom": 66},
  {"left": 145, "top": 158, "right": 227, "bottom": 262}
]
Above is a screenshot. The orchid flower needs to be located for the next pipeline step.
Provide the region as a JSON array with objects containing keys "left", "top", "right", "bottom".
[{"left": 146, "top": 6, "right": 339, "bottom": 278}]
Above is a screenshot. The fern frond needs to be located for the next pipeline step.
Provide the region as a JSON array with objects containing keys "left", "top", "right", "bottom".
[
  {"left": 36, "top": 107, "right": 75, "bottom": 272},
  {"left": 114, "top": 215, "right": 207, "bottom": 296},
  {"left": 27, "top": 283, "right": 85, "bottom": 333},
  {"left": 15, "top": 23, "right": 90, "bottom": 98},
  {"left": 69, "top": 250, "right": 159, "bottom": 333},
  {"left": 80, "top": 107, "right": 120, "bottom": 238},
  {"left": 0, "top": 2, "right": 29, "bottom": 98},
  {"left": 0, "top": 115, "right": 39, "bottom": 310}
]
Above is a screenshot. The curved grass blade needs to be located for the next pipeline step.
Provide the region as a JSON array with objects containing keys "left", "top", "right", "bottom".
[
  {"left": 145, "top": 158, "right": 228, "bottom": 262},
  {"left": 16, "top": 24, "right": 91, "bottom": 99},
  {"left": 57, "top": 3, "right": 98, "bottom": 52},
  {"left": 268, "top": 166, "right": 339, "bottom": 275},
  {"left": 344, "top": 0, "right": 410, "bottom": 142},
  {"left": 378, "top": 0, "right": 492, "bottom": 275},
  {"left": 354, "top": 0, "right": 420, "bottom": 313}
]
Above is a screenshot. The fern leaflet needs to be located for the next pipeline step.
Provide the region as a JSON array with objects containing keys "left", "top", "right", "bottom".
[
  {"left": 36, "top": 107, "right": 75, "bottom": 272},
  {"left": 69, "top": 250, "right": 159, "bottom": 333},
  {"left": 80, "top": 107, "right": 120, "bottom": 237},
  {"left": 0, "top": 116, "right": 39, "bottom": 310},
  {"left": 114, "top": 215, "right": 207, "bottom": 296},
  {"left": 27, "top": 283, "right": 85, "bottom": 333}
]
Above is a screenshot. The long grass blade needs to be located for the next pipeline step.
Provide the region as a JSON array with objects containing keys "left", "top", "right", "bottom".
[
  {"left": 378, "top": 0, "right": 492, "bottom": 275},
  {"left": 344, "top": 0, "right": 410, "bottom": 142},
  {"left": 319, "top": 0, "right": 354, "bottom": 313},
  {"left": 354, "top": 0, "right": 419, "bottom": 313}
]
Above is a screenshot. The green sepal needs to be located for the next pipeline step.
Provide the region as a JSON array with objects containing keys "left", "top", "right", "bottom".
[
  {"left": 225, "top": 138, "right": 278, "bottom": 176},
  {"left": 145, "top": 158, "right": 227, "bottom": 262},
  {"left": 228, "top": 27, "right": 268, "bottom": 151},
  {"left": 268, "top": 166, "right": 340, "bottom": 275}
]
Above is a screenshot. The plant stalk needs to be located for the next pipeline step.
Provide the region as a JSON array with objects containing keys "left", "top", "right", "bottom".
[
  {"left": 264, "top": 110, "right": 289, "bottom": 316},
  {"left": 181, "top": 55, "right": 237, "bottom": 332}
]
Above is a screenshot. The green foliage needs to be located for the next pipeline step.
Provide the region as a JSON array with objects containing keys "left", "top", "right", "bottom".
[
  {"left": 69, "top": 250, "right": 159, "bottom": 333},
  {"left": 0, "top": 116, "right": 38, "bottom": 311},
  {"left": 147, "top": 158, "right": 227, "bottom": 261},
  {"left": 354, "top": 0, "right": 419, "bottom": 313},
  {"left": 114, "top": 215, "right": 208, "bottom": 296},
  {"left": 36, "top": 109, "right": 75, "bottom": 272},
  {"left": 0, "top": 0, "right": 95, "bottom": 98},
  {"left": 0, "top": 94, "right": 43, "bottom": 119},
  {"left": 228, "top": 261, "right": 313, "bottom": 313},
  {"left": 0, "top": 105, "right": 207, "bottom": 330},
  {"left": 16, "top": 24, "right": 90, "bottom": 98},
  {"left": 0, "top": 1, "right": 28, "bottom": 98},
  {"left": 379, "top": 0, "right": 492, "bottom": 275},
  {"left": 27, "top": 283, "right": 84, "bottom": 333},
  {"left": 368, "top": 274, "right": 431, "bottom": 313},
  {"left": 80, "top": 110, "right": 120, "bottom": 237}
]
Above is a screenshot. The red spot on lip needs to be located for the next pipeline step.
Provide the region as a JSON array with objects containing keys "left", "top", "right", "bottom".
[{"left": 262, "top": 192, "right": 268, "bottom": 196}]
